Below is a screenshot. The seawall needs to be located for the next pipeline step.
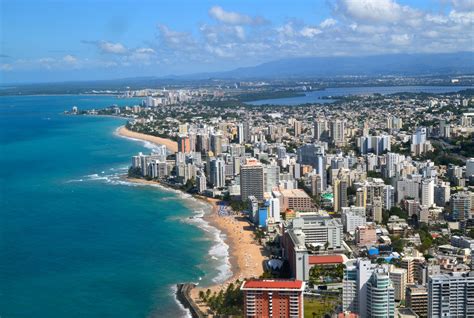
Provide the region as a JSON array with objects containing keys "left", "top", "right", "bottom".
[{"left": 176, "top": 283, "right": 206, "bottom": 318}]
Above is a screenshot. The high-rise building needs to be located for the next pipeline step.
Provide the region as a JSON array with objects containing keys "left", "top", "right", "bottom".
[
  {"left": 389, "top": 267, "right": 407, "bottom": 301},
  {"left": 400, "top": 257, "right": 425, "bottom": 284},
  {"left": 385, "top": 152, "right": 401, "bottom": 178},
  {"left": 383, "top": 185, "right": 395, "bottom": 211},
  {"left": 293, "top": 120, "right": 302, "bottom": 137},
  {"left": 330, "top": 120, "right": 346, "bottom": 146},
  {"left": 467, "top": 158, "right": 474, "bottom": 178},
  {"left": 366, "top": 268, "right": 395, "bottom": 318},
  {"left": 196, "top": 133, "right": 209, "bottom": 153},
  {"left": 276, "top": 146, "right": 287, "bottom": 159},
  {"left": 411, "top": 127, "right": 433, "bottom": 156},
  {"left": 421, "top": 178, "right": 434, "bottom": 207},
  {"left": 297, "top": 144, "right": 327, "bottom": 190},
  {"left": 240, "top": 159, "right": 264, "bottom": 202},
  {"left": 241, "top": 279, "right": 305, "bottom": 318},
  {"left": 355, "top": 187, "right": 367, "bottom": 208},
  {"left": 387, "top": 116, "right": 403, "bottom": 130},
  {"left": 397, "top": 175, "right": 422, "bottom": 203},
  {"left": 264, "top": 165, "right": 280, "bottom": 193},
  {"left": 439, "top": 119, "right": 451, "bottom": 138},
  {"left": 406, "top": 284, "right": 428, "bottom": 318},
  {"left": 334, "top": 177, "right": 348, "bottom": 213},
  {"left": 412, "top": 127, "right": 427, "bottom": 145},
  {"left": 451, "top": 191, "right": 472, "bottom": 220},
  {"left": 177, "top": 134, "right": 191, "bottom": 153},
  {"left": 359, "top": 135, "right": 391, "bottom": 155},
  {"left": 237, "top": 123, "right": 245, "bottom": 144},
  {"left": 372, "top": 197, "right": 383, "bottom": 223},
  {"left": 434, "top": 182, "right": 450, "bottom": 207},
  {"left": 428, "top": 272, "right": 474, "bottom": 318},
  {"left": 342, "top": 206, "right": 366, "bottom": 232},
  {"left": 343, "top": 259, "right": 379, "bottom": 318},
  {"left": 314, "top": 118, "right": 328, "bottom": 141},
  {"left": 196, "top": 170, "right": 207, "bottom": 193},
  {"left": 209, "top": 158, "right": 225, "bottom": 188},
  {"left": 310, "top": 174, "right": 323, "bottom": 197},
  {"left": 243, "top": 121, "right": 250, "bottom": 142},
  {"left": 210, "top": 133, "right": 222, "bottom": 155},
  {"left": 268, "top": 197, "right": 281, "bottom": 223}
]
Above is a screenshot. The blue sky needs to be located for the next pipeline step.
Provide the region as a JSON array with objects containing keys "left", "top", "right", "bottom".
[{"left": 1, "top": 0, "right": 473, "bottom": 83}]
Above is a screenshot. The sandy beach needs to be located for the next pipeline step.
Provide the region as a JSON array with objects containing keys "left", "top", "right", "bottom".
[
  {"left": 189, "top": 197, "right": 267, "bottom": 315},
  {"left": 116, "top": 125, "right": 178, "bottom": 153}
]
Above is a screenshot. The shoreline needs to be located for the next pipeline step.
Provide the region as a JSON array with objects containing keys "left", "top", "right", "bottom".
[
  {"left": 116, "top": 125, "right": 178, "bottom": 153},
  {"left": 189, "top": 196, "right": 267, "bottom": 315},
  {"left": 117, "top": 124, "right": 267, "bottom": 314}
]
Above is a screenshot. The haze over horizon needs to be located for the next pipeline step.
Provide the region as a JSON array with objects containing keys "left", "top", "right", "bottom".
[{"left": 1, "top": 0, "right": 473, "bottom": 83}]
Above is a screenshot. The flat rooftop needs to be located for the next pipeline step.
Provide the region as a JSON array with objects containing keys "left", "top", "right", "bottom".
[
  {"left": 280, "top": 188, "right": 310, "bottom": 198},
  {"left": 241, "top": 279, "right": 304, "bottom": 290}
]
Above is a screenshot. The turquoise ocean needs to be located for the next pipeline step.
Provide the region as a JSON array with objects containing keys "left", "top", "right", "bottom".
[{"left": 0, "top": 95, "right": 231, "bottom": 317}]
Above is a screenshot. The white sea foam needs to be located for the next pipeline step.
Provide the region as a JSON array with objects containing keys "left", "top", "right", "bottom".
[
  {"left": 168, "top": 285, "right": 192, "bottom": 318},
  {"left": 66, "top": 178, "right": 84, "bottom": 183},
  {"left": 184, "top": 209, "right": 232, "bottom": 284}
]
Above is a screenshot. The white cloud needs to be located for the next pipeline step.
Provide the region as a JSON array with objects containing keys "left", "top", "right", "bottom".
[
  {"left": 234, "top": 26, "right": 245, "bottom": 40},
  {"left": 425, "top": 14, "right": 449, "bottom": 24},
  {"left": 0, "top": 63, "right": 12, "bottom": 71},
  {"left": 38, "top": 57, "right": 55, "bottom": 64},
  {"left": 62, "top": 55, "right": 78, "bottom": 63},
  {"left": 423, "top": 30, "right": 439, "bottom": 38},
  {"left": 335, "top": 0, "right": 411, "bottom": 23},
  {"left": 135, "top": 48, "right": 155, "bottom": 54},
  {"left": 391, "top": 33, "right": 412, "bottom": 45},
  {"left": 158, "top": 25, "right": 196, "bottom": 49},
  {"left": 451, "top": 0, "right": 474, "bottom": 11},
  {"left": 129, "top": 48, "right": 156, "bottom": 64},
  {"left": 277, "top": 22, "right": 296, "bottom": 37},
  {"left": 209, "top": 6, "right": 266, "bottom": 25},
  {"left": 300, "top": 27, "right": 322, "bottom": 38},
  {"left": 98, "top": 41, "right": 128, "bottom": 54},
  {"left": 320, "top": 18, "right": 337, "bottom": 28},
  {"left": 448, "top": 9, "right": 474, "bottom": 25}
]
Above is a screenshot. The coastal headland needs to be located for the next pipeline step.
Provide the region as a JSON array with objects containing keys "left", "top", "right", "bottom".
[{"left": 118, "top": 127, "right": 267, "bottom": 315}]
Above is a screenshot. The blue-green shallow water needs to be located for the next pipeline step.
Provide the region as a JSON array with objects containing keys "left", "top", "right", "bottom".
[{"left": 0, "top": 95, "right": 222, "bottom": 317}]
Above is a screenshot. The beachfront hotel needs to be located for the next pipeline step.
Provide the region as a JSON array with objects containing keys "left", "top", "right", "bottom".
[{"left": 240, "top": 279, "right": 305, "bottom": 318}]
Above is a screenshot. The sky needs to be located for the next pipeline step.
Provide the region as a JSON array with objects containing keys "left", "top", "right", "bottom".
[{"left": 1, "top": 0, "right": 473, "bottom": 83}]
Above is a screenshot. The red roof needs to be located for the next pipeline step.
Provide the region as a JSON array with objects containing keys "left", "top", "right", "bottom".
[
  {"left": 242, "top": 280, "right": 303, "bottom": 290},
  {"left": 309, "top": 255, "right": 344, "bottom": 265}
]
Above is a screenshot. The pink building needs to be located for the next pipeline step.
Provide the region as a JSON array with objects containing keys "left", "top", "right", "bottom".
[{"left": 355, "top": 225, "right": 377, "bottom": 247}]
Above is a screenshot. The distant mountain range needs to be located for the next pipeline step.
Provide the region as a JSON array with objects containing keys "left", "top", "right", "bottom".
[
  {"left": 185, "top": 52, "right": 474, "bottom": 79},
  {"left": 2, "top": 52, "right": 473, "bottom": 94}
]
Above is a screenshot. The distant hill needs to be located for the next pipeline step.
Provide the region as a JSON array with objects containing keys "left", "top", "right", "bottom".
[
  {"left": 192, "top": 52, "right": 474, "bottom": 79},
  {"left": 2, "top": 52, "right": 473, "bottom": 94}
]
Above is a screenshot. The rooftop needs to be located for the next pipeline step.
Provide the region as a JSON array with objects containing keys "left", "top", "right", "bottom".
[
  {"left": 280, "top": 188, "right": 311, "bottom": 198},
  {"left": 241, "top": 279, "right": 304, "bottom": 290},
  {"left": 308, "top": 254, "right": 346, "bottom": 265}
]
